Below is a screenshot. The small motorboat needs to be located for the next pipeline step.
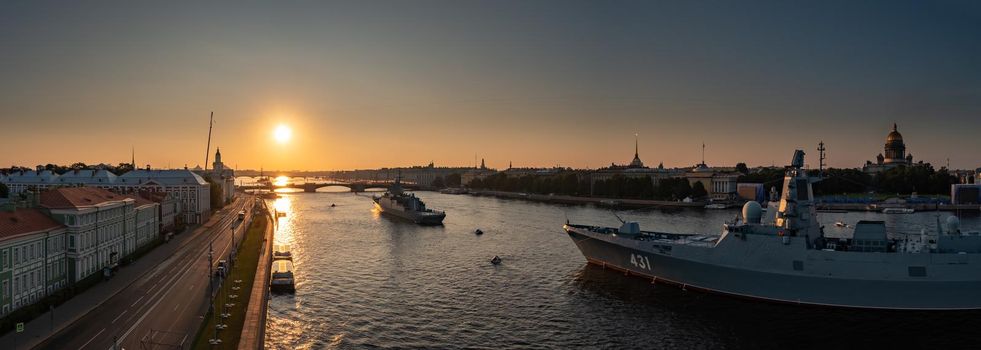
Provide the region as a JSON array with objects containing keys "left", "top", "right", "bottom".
[
  {"left": 475, "top": 229, "right": 484, "bottom": 235},
  {"left": 491, "top": 256, "right": 502, "bottom": 265},
  {"left": 835, "top": 221, "right": 847, "bottom": 228}
]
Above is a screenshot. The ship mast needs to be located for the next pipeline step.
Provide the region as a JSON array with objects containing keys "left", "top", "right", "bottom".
[
  {"left": 817, "top": 141, "right": 826, "bottom": 175},
  {"left": 204, "top": 111, "right": 214, "bottom": 171}
]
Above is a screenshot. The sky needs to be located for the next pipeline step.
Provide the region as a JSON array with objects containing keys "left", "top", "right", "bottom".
[{"left": 1, "top": 1, "right": 979, "bottom": 171}]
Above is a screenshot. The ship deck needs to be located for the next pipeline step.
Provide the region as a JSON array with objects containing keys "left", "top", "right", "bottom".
[{"left": 566, "top": 224, "right": 719, "bottom": 247}]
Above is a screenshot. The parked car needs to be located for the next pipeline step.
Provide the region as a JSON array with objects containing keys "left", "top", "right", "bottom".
[{"left": 216, "top": 259, "right": 228, "bottom": 277}]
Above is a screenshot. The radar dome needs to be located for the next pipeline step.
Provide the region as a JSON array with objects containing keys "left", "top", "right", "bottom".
[
  {"left": 742, "top": 201, "right": 762, "bottom": 224},
  {"left": 946, "top": 216, "right": 961, "bottom": 234}
]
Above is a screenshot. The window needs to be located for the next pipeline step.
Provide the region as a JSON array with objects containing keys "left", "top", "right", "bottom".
[
  {"left": 13, "top": 248, "right": 18, "bottom": 265},
  {"left": 69, "top": 235, "right": 76, "bottom": 249}
]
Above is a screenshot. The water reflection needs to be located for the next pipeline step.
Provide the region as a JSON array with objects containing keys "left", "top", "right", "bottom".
[
  {"left": 264, "top": 192, "right": 981, "bottom": 349},
  {"left": 273, "top": 175, "right": 290, "bottom": 187}
]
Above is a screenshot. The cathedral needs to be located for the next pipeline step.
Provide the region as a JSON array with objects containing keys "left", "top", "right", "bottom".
[{"left": 863, "top": 124, "right": 920, "bottom": 174}]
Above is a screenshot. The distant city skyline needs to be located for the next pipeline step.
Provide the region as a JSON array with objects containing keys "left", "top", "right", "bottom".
[{"left": 2, "top": 1, "right": 980, "bottom": 170}]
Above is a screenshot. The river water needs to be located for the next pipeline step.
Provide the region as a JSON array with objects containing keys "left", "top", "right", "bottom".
[{"left": 262, "top": 187, "right": 981, "bottom": 349}]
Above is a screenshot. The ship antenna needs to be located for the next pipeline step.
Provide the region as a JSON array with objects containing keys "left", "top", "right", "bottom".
[
  {"left": 817, "top": 141, "right": 826, "bottom": 176},
  {"left": 611, "top": 210, "right": 625, "bottom": 224}
]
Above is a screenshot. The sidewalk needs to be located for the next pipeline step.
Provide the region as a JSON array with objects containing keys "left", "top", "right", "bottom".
[
  {"left": 0, "top": 207, "right": 229, "bottom": 350},
  {"left": 238, "top": 205, "right": 274, "bottom": 350}
]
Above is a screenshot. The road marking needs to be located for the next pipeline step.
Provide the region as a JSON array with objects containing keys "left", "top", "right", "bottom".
[
  {"left": 113, "top": 244, "right": 202, "bottom": 348},
  {"left": 131, "top": 295, "right": 145, "bottom": 307},
  {"left": 190, "top": 284, "right": 195, "bottom": 290},
  {"left": 173, "top": 303, "right": 180, "bottom": 311},
  {"left": 80, "top": 328, "right": 105, "bottom": 349},
  {"left": 111, "top": 310, "right": 128, "bottom": 324},
  {"left": 82, "top": 200, "right": 247, "bottom": 350}
]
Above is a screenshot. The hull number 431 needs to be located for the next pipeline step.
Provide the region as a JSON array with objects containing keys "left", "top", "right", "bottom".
[{"left": 630, "top": 254, "right": 652, "bottom": 271}]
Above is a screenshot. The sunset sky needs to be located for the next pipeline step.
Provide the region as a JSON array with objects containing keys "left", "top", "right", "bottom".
[{"left": 2, "top": 1, "right": 979, "bottom": 171}]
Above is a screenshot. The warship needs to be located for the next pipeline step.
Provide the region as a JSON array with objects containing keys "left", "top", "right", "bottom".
[
  {"left": 373, "top": 177, "right": 446, "bottom": 225},
  {"left": 564, "top": 150, "right": 981, "bottom": 310}
]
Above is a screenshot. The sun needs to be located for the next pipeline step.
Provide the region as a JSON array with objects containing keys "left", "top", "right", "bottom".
[{"left": 273, "top": 124, "right": 292, "bottom": 143}]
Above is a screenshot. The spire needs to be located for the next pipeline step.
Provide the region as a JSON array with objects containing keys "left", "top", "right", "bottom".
[
  {"left": 131, "top": 146, "right": 135, "bottom": 169},
  {"left": 701, "top": 142, "right": 706, "bottom": 165},
  {"left": 893, "top": 122, "right": 898, "bottom": 132},
  {"left": 634, "top": 133, "right": 639, "bottom": 159}
]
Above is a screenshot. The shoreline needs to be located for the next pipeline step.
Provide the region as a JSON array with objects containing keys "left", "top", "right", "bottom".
[{"left": 466, "top": 190, "right": 981, "bottom": 212}]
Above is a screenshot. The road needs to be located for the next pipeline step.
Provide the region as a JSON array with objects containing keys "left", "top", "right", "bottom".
[{"left": 32, "top": 195, "right": 257, "bottom": 350}]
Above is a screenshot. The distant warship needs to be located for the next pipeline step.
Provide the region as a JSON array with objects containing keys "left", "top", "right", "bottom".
[{"left": 373, "top": 177, "right": 445, "bottom": 225}]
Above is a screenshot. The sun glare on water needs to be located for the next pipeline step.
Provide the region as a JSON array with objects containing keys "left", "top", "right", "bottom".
[
  {"left": 273, "top": 176, "right": 289, "bottom": 187},
  {"left": 274, "top": 124, "right": 292, "bottom": 143}
]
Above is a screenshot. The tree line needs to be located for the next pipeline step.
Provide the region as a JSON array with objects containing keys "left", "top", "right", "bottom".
[
  {"left": 467, "top": 173, "right": 710, "bottom": 200},
  {"left": 736, "top": 165, "right": 957, "bottom": 196},
  {"left": 2, "top": 162, "right": 136, "bottom": 175}
]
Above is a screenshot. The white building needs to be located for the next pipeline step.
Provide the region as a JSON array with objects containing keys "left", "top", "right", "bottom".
[
  {"left": 40, "top": 187, "right": 158, "bottom": 283},
  {"left": 685, "top": 163, "right": 741, "bottom": 201},
  {"left": 118, "top": 170, "right": 211, "bottom": 224},
  {"left": 139, "top": 191, "right": 180, "bottom": 233},
  {"left": 128, "top": 195, "right": 160, "bottom": 250},
  {"left": 1, "top": 168, "right": 211, "bottom": 224},
  {"left": 207, "top": 148, "right": 236, "bottom": 204},
  {"left": 0, "top": 206, "right": 69, "bottom": 316}
]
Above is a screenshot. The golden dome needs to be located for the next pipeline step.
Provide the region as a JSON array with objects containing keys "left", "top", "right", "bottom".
[{"left": 886, "top": 123, "right": 903, "bottom": 142}]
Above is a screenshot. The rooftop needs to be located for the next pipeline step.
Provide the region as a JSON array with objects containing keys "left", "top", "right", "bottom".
[
  {"left": 40, "top": 187, "right": 134, "bottom": 209},
  {"left": 0, "top": 208, "right": 65, "bottom": 240}
]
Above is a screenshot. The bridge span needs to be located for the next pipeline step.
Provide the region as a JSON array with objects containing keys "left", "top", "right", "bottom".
[{"left": 239, "top": 179, "right": 420, "bottom": 193}]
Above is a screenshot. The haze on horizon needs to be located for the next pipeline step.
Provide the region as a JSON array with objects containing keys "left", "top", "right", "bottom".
[{"left": 2, "top": 1, "right": 980, "bottom": 171}]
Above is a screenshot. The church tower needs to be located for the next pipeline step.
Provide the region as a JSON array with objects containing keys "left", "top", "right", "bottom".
[{"left": 213, "top": 147, "right": 224, "bottom": 173}]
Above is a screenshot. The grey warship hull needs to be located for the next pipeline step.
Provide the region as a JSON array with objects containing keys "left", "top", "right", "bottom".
[
  {"left": 564, "top": 149, "right": 981, "bottom": 310},
  {"left": 372, "top": 176, "right": 446, "bottom": 225},
  {"left": 566, "top": 227, "right": 981, "bottom": 310},
  {"left": 374, "top": 201, "right": 445, "bottom": 225}
]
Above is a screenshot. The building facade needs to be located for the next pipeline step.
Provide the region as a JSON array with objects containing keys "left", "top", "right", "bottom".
[
  {"left": 202, "top": 148, "right": 236, "bottom": 204},
  {"left": 685, "top": 164, "right": 741, "bottom": 201},
  {"left": 139, "top": 191, "right": 180, "bottom": 234},
  {"left": 589, "top": 138, "right": 676, "bottom": 196},
  {"left": 119, "top": 170, "right": 210, "bottom": 224},
  {"left": 40, "top": 187, "right": 158, "bottom": 284},
  {"left": 0, "top": 206, "right": 68, "bottom": 316},
  {"left": 1, "top": 168, "right": 210, "bottom": 224}
]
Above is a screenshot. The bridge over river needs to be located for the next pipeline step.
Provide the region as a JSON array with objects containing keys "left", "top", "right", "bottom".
[{"left": 238, "top": 178, "right": 420, "bottom": 193}]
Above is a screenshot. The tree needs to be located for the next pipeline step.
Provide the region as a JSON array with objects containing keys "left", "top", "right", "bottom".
[
  {"left": 204, "top": 177, "right": 225, "bottom": 209},
  {"left": 736, "top": 162, "right": 749, "bottom": 175},
  {"left": 431, "top": 176, "right": 445, "bottom": 189},
  {"left": 0, "top": 182, "right": 8, "bottom": 198},
  {"left": 692, "top": 181, "right": 708, "bottom": 199},
  {"left": 446, "top": 173, "right": 462, "bottom": 187}
]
